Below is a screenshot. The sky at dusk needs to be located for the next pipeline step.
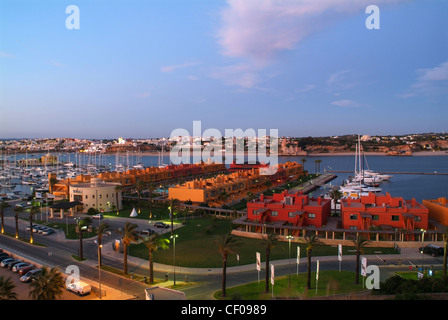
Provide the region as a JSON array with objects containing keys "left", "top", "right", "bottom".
[{"left": 0, "top": 0, "right": 447, "bottom": 139}]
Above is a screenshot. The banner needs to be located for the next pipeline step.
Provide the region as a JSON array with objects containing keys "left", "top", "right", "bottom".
[
  {"left": 361, "top": 257, "right": 367, "bottom": 276},
  {"left": 316, "top": 260, "right": 319, "bottom": 280},
  {"left": 271, "top": 264, "right": 275, "bottom": 285},
  {"left": 296, "top": 246, "right": 300, "bottom": 264},
  {"left": 256, "top": 252, "right": 261, "bottom": 271},
  {"left": 338, "top": 244, "right": 342, "bottom": 261}
]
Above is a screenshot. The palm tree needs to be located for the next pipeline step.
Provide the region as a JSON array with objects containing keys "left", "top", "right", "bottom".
[
  {"left": 442, "top": 227, "right": 448, "bottom": 277},
  {"left": 262, "top": 233, "right": 278, "bottom": 293},
  {"left": 49, "top": 177, "right": 58, "bottom": 194},
  {"left": 135, "top": 180, "right": 145, "bottom": 214},
  {"left": 353, "top": 234, "right": 370, "bottom": 284},
  {"left": 168, "top": 198, "right": 180, "bottom": 236},
  {"left": 328, "top": 188, "right": 343, "bottom": 215},
  {"left": 146, "top": 182, "right": 156, "bottom": 218},
  {"left": 28, "top": 206, "right": 40, "bottom": 244},
  {"left": 28, "top": 266, "right": 65, "bottom": 300},
  {"left": 96, "top": 222, "right": 110, "bottom": 267},
  {"left": 142, "top": 234, "right": 170, "bottom": 284},
  {"left": 13, "top": 206, "right": 23, "bottom": 239},
  {"left": 0, "top": 276, "right": 17, "bottom": 300},
  {"left": 0, "top": 201, "right": 11, "bottom": 234},
  {"left": 116, "top": 222, "right": 140, "bottom": 274},
  {"left": 301, "top": 232, "right": 321, "bottom": 289},
  {"left": 216, "top": 233, "right": 240, "bottom": 298},
  {"left": 76, "top": 217, "right": 92, "bottom": 260},
  {"left": 114, "top": 184, "right": 123, "bottom": 215}
]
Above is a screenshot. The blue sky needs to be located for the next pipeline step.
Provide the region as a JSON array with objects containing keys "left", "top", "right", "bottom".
[{"left": 0, "top": 0, "right": 447, "bottom": 139}]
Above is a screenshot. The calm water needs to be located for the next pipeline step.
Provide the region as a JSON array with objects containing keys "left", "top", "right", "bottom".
[{"left": 3, "top": 152, "right": 448, "bottom": 202}]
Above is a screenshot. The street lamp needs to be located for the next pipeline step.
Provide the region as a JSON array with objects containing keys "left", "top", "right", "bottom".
[
  {"left": 170, "top": 234, "right": 179, "bottom": 285},
  {"left": 286, "top": 235, "right": 294, "bottom": 288}
]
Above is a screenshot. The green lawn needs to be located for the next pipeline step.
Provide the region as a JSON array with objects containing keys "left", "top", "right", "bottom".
[
  {"left": 126, "top": 216, "right": 396, "bottom": 268},
  {"left": 214, "top": 270, "right": 367, "bottom": 300}
]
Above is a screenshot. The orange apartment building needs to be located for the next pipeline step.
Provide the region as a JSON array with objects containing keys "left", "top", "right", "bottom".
[
  {"left": 50, "top": 162, "right": 226, "bottom": 199},
  {"left": 246, "top": 190, "right": 331, "bottom": 233},
  {"left": 168, "top": 162, "right": 304, "bottom": 206},
  {"left": 341, "top": 192, "right": 429, "bottom": 239},
  {"left": 422, "top": 197, "right": 448, "bottom": 227}
]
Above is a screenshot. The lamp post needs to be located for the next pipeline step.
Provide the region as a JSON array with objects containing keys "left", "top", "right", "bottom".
[
  {"left": 286, "top": 235, "right": 294, "bottom": 288},
  {"left": 170, "top": 234, "right": 178, "bottom": 285}
]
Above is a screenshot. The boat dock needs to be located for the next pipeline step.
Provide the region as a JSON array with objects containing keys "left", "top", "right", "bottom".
[
  {"left": 289, "top": 173, "right": 337, "bottom": 194},
  {"left": 326, "top": 170, "right": 448, "bottom": 176}
]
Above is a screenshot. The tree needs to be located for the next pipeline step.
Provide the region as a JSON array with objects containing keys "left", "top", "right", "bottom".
[
  {"left": 96, "top": 222, "right": 110, "bottom": 267},
  {"left": 116, "top": 222, "right": 140, "bottom": 274},
  {"left": 300, "top": 158, "right": 307, "bottom": 172},
  {"left": 442, "top": 227, "right": 448, "bottom": 277},
  {"left": 328, "top": 188, "right": 343, "bottom": 215},
  {"left": 168, "top": 198, "right": 180, "bottom": 236},
  {"left": 28, "top": 206, "right": 40, "bottom": 244},
  {"left": 301, "top": 232, "right": 322, "bottom": 289},
  {"left": 142, "top": 234, "right": 170, "bottom": 284},
  {"left": 49, "top": 177, "right": 58, "bottom": 194},
  {"left": 76, "top": 217, "right": 92, "bottom": 260},
  {"left": 353, "top": 234, "right": 370, "bottom": 284},
  {"left": 135, "top": 180, "right": 145, "bottom": 214},
  {"left": 28, "top": 266, "right": 65, "bottom": 300},
  {"left": 114, "top": 184, "right": 123, "bottom": 215},
  {"left": 13, "top": 206, "right": 24, "bottom": 239},
  {"left": 262, "top": 233, "right": 278, "bottom": 293},
  {"left": 0, "top": 201, "right": 11, "bottom": 234},
  {"left": 216, "top": 233, "right": 240, "bottom": 298},
  {"left": 0, "top": 276, "right": 17, "bottom": 300},
  {"left": 146, "top": 182, "right": 156, "bottom": 218}
]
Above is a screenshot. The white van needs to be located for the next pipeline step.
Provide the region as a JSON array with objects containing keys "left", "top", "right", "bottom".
[{"left": 67, "top": 281, "right": 92, "bottom": 296}]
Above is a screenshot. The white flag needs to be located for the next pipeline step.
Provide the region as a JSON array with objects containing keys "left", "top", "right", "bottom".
[
  {"left": 256, "top": 252, "right": 261, "bottom": 271},
  {"left": 296, "top": 246, "right": 300, "bottom": 264},
  {"left": 316, "top": 260, "right": 320, "bottom": 280},
  {"left": 271, "top": 264, "right": 275, "bottom": 285}
]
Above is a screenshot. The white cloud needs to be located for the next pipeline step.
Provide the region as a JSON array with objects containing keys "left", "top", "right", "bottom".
[
  {"left": 331, "top": 99, "right": 361, "bottom": 107},
  {"left": 400, "top": 60, "right": 448, "bottom": 98}
]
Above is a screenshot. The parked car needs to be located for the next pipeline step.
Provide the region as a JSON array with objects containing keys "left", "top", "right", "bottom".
[
  {"left": 0, "top": 254, "right": 10, "bottom": 262},
  {"left": 67, "top": 281, "right": 91, "bottom": 296},
  {"left": 20, "top": 268, "right": 42, "bottom": 282},
  {"left": 7, "top": 260, "right": 23, "bottom": 270},
  {"left": 42, "top": 228, "right": 55, "bottom": 236},
  {"left": 1, "top": 258, "right": 17, "bottom": 268},
  {"left": 154, "top": 222, "right": 169, "bottom": 229},
  {"left": 139, "top": 229, "right": 155, "bottom": 236},
  {"left": 27, "top": 224, "right": 38, "bottom": 231},
  {"left": 17, "top": 265, "right": 35, "bottom": 275},
  {"left": 419, "top": 244, "right": 445, "bottom": 257},
  {"left": 12, "top": 262, "right": 32, "bottom": 272},
  {"left": 92, "top": 214, "right": 104, "bottom": 219}
]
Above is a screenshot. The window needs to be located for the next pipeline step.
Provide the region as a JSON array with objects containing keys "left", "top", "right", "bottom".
[
  {"left": 308, "top": 213, "right": 316, "bottom": 219},
  {"left": 349, "top": 226, "right": 358, "bottom": 230},
  {"left": 288, "top": 212, "right": 294, "bottom": 218},
  {"left": 372, "top": 215, "right": 379, "bottom": 221},
  {"left": 415, "top": 216, "right": 421, "bottom": 222},
  {"left": 349, "top": 214, "right": 358, "bottom": 220},
  {"left": 85, "top": 195, "right": 88, "bottom": 199},
  {"left": 391, "top": 215, "right": 400, "bottom": 222},
  {"left": 271, "top": 211, "right": 278, "bottom": 217}
]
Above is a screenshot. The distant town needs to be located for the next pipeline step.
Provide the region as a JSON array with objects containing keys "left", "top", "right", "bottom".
[{"left": 1, "top": 132, "right": 447, "bottom": 156}]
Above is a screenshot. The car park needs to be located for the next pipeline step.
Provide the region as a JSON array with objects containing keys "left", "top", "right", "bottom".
[
  {"left": 154, "top": 222, "right": 169, "bottom": 229},
  {"left": 20, "top": 268, "right": 42, "bottom": 283}
]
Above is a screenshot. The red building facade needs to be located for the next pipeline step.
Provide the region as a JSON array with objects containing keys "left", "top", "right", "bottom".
[
  {"left": 247, "top": 190, "right": 331, "bottom": 229},
  {"left": 341, "top": 192, "right": 428, "bottom": 238}
]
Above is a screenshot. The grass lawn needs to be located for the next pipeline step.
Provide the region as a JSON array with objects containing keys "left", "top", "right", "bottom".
[
  {"left": 214, "top": 270, "right": 367, "bottom": 300},
  {"left": 126, "top": 216, "right": 396, "bottom": 268}
]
